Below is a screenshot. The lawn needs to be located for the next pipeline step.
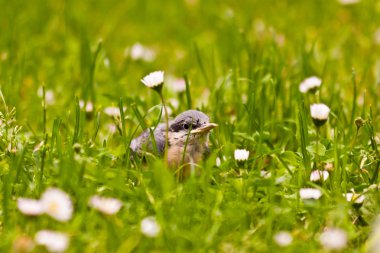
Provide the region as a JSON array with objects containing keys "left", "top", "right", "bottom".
[{"left": 1, "top": 0, "right": 380, "bottom": 252}]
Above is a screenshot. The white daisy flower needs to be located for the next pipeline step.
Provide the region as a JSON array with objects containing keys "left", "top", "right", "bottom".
[
  {"left": 17, "top": 198, "right": 44, "bottom": 216},
  {"left": 260, "top": 170, "right": 271, "bottom": 178},
  {"left": 299, "top": 188, "right": 322, "bottom": 200},
  {"left": 129, "top": 43, "right": 156, "bottom": 62},
  {"left": 215, "top": 156, "right": 226, "bottom": 167},
  {"left": 234, "top": 149, "right": 250, "bottom": 161},
  {"left": 310, "top": 103, "right": 330, "bottom": 120},
  {"left": 141, "top": 71, "right": 165, "bottom": 89},
  {"left": 140, "top": 216, "right": 161, "bottom": 238},
  {"left": 89, "top": 195, "right": 123, "bottom": 215},
  {"left": 275, "top": 175, "right": 287, "bottom": 184},
  {"left": 310, "top": 103, "right": 330, "bottom": 127},
  {"left": 40, "top": 188, "right": 73, "bottom": 222},
  {"left": 103, "top": 106, "right": 120, "bottom": 117},
  {"left": 319, "top": 228, "right": 347, "bottom": 250},
  {"left": 106, "top": 123, "right": 117, "bottom": 134},
  {"left": 274, "top": 231, "right": 293, "bottom": 247},
  {"left": 37, "top": 87, "right": 55, "bottom": 105},
  {"left": 35, "top": 230, "right": 69, "bottom": 253},
  {"left": 216, "top": 157, "right": 221, "bottom": 167},
  {"left": 310, "top": 170, "right": 329, "bottom": 182},
  {"left": 79, "top": 100, "right": 94, "bottom": 113},
  {"left": 167, "top": 76, "right": 187, "bottom": 93},
  {"left": 299, "top": 76, "right": 322, "bottom": 93},
  {"left": 343, "top": 193, "right": 365, "bottom": 204}
]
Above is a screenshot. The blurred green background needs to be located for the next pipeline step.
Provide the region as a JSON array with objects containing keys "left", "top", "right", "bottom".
[{"left": 1, "top": 0, "right": 380, "bottom": 127}]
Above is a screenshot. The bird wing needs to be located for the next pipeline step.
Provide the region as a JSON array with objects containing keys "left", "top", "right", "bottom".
[{"left": 130, "top": 123, "right": 166, "bottom": 155}]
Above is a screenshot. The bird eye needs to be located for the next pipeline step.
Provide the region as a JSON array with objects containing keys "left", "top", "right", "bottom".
[{"left": 183, "top": 123, "right": 189, "bottom": 130}]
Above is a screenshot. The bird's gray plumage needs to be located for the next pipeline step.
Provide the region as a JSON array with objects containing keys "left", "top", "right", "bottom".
[
  {"left": 130, "top": 122, "right": 167, "bottom": 154},
  {"left": 130, "top": 110, "right": 210, "bottom": 155},
  {"left": 169, "top": 110, "right": 209, "bottom": 132}
]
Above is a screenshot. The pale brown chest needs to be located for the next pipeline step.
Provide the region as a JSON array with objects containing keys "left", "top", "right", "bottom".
[{"left": 167, "top": 143, "right": 205, "bottom": 167}]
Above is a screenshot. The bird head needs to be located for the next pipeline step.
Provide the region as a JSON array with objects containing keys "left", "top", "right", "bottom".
[{"left": 168, "top": 110, "right": 217, "bottom": 146}]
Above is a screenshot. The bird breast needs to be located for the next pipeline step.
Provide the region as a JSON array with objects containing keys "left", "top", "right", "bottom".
[{"left": 167, "top": 132, "right": 209, "bottom": 167}]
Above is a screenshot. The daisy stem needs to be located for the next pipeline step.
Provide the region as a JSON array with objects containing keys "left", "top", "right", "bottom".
[
  {"left": 159, "top": 93, "right": 169, "bottom": 166},
  {"left": 316, "top": 90, "right": 320, "bottom": 103},
  {"left": 316, "top": 126, "right": 320, "bottom": 169}
]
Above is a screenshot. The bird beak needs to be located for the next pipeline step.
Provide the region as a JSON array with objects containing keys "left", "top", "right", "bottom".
[{"left": 190, "top": 123, "right": 218, "bottom": 134}]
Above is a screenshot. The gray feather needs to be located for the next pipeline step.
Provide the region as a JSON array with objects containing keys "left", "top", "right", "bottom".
[{"left": 130, "top": 123, "right": 167, "bottom": 155}]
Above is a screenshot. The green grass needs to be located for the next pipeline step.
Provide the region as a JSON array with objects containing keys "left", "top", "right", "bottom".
[{"left": 1, "top": 0, "right": 380, "bottom": 252}]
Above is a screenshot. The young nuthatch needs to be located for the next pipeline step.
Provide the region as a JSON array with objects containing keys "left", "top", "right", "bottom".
[{"left": 130, "top": 110, "right": 217, "bottom": 174}]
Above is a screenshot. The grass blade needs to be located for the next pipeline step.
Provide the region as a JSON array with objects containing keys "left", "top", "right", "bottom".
[{"left": 184, "top": 73, "right": 192, "bottom": 109}]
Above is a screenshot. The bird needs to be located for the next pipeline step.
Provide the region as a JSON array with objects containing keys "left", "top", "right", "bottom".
[{"left": 130, "top": 110, "right": 217, "bottom": 177}]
